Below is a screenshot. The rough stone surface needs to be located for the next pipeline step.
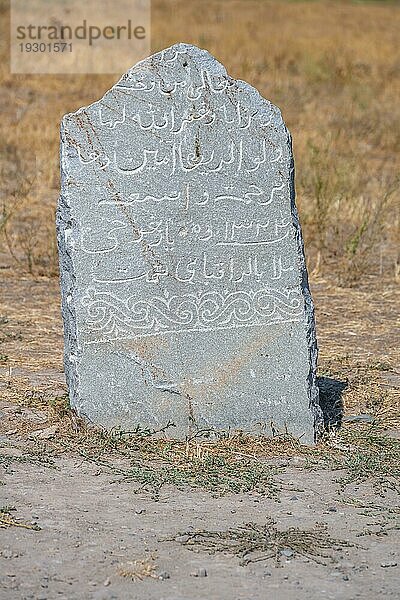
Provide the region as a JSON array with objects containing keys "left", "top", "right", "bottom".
[{"left": 57, "top": 43, "right": 322, "bottom": 442}]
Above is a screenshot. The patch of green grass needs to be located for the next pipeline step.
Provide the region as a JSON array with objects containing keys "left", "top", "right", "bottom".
[
  {"left": 339, "top": 498, "right": 400, "bottom": 537},
  {"left": 0, "top": 444, "right": 56, "bottom": 472},
  {"left": 70, "top": 435, "right": 281, "bottom": 501},
  {"left": 37, "top": 422, "right": 284, "bottom": 500},
  {"left": 47, "top": 395, "right": 73, "bottom": 419},
  {"left": 120, "top": 454, "right": 280, "bottom": 501},
  {"left": 7, "top": 396, "right": 399, "bottom": 502},
  {"left": 313, "top": 427, "right": 400, "bottom": 494}
]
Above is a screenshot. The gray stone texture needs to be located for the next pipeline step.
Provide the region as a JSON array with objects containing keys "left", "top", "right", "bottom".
[{"left": 57, "top": 43, "right": 322, "bottom": 442}]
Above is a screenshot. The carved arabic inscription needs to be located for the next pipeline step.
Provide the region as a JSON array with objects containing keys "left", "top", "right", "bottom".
[{"left": 69, "top": 46, "right": 302, "bottom": 341}]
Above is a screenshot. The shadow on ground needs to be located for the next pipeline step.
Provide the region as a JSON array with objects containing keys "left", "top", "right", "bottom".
[{"left": 317, "top": 376, "right": 347, "bottom": 429}]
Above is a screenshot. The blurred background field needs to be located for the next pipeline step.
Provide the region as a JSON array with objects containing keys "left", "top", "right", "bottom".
[{"left": 0, "top": 0, "right": 399, "bottom": 283}]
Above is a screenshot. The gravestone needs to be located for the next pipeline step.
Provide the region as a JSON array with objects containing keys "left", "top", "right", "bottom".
[{"left": 57, "top": 43, "right": 322, "bottom": 443}]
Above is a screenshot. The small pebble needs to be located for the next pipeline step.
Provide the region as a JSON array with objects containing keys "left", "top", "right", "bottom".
[
  {"left": 1, "top": 549, "right": 18, "bottom": 559},
  {"left": 158, "top": 571, "right": 170, "bottom": 580},
  {"left": 103, "top": 578, "right": 111, "bottom": 586},
  {"left": 29, "top": 425, "right": 58, "bottom": 440},
  {"left": 281, "top": 548, "right": 294, "bottom": 558},
  {"left": 175, "top": 534, "right": 190, "bottom": 543},
  {"left": 343, "top": 414, "right": 374, "bottom": 424}
]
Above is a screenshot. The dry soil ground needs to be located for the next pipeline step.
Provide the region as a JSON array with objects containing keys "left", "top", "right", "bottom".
[{"left": 0, "top": 275, "right": 399, "bottom": 599}]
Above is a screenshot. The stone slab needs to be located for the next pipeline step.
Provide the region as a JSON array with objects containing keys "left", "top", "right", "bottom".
[{"left": 57, "top": 43, "right": 322, "bottom": 442}]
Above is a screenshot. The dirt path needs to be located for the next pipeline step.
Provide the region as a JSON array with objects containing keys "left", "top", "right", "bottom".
[{"left": 1, "top": 452, "right": 399, "bottom": 600}]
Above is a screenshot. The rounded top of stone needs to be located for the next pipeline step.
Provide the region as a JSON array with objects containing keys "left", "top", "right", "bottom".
[
  {"left": 61, "top": 42, "right": 285, "bottom": 138},
  {"left": 116, "top": 42, "right": 228, "bottom": 86}
]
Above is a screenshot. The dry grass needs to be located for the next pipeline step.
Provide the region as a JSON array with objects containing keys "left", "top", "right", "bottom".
[
  {"left": 170, "top": 519, "right": 355, "bottom": 565},
  {"left": 346, "top": 500, "right": 400, "bottom": 537},
  {"left": 117, "top": 556, "right": 158, "bottom": 582},
  {"left": 2, "top": 380, "right": 399, "bottom": 500},
  {"left": 0, "top": 506, "right": 41, "bottom": 531},
  {"left": 310, "top": 426, "right": 400, "bottom": 495},
  {"left": 1, "top": 369, "right": 400, "bottom": 497},
  {"left": 0, "top": 0, "right": 399, "bottom": 280}
]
